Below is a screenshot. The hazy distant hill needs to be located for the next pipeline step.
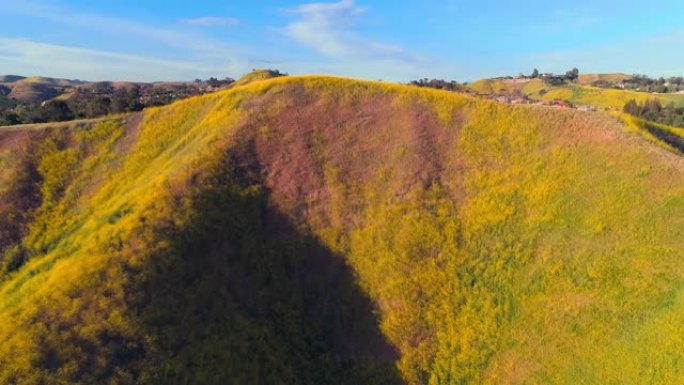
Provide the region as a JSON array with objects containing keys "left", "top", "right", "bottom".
[
  {"left": 0, "top": 75, "right": 683, "bottom": 384},
  {"left": 0, "top": 75, "right": 27, "bottom": 83}
]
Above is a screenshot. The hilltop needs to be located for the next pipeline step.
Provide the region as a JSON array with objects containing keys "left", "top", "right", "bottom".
[{"left": 1, "top": 75, "right": 684, "bottom": 384}]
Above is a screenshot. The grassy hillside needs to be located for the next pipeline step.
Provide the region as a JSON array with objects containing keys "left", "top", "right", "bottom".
[
  {"left": 234, "top": 68, "right": 286, "bottom": 86},
  {"left": 2, "top": 77, "right": 85, "bottom": 104},
  {"left": 0, "top": 75, "right": 683, "bottom": 384},
  {"left": 467, "top": 78, "right": 547, "bottom": 97},
  {"left": 577, "top": 73, "right": 632, "bottom": 85},
  {"left": 541, "top": 84, "right": 684, "bottom": 108},
  {"left": 468, "top": 76, "right": 684, "bottom": 109}
]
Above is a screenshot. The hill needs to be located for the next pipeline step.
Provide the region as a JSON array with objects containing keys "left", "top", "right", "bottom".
[
  {"left": 577, "top": 73, "right": 633, "bottom": 86},
  {"left": 0, "top": 75, "right": 684, "bottom": 384},
  {"left": 0, "top": 75, "right": 26, "bottom": 83},
  {"left": 540, "top": 84, "right": 684, "bottom": 109},
  {"left": 234, "top": 68, "right": 286, "bottom": 86},
  {"left": 0, "top": 74, "right": 240, "bottom": 126},
  {"left": 0, "top": 76, "right": 85, "bottom": 104},
  {"left": 467, "top": 75, "right": 684, "bottom": 110},
  {"left": 8, "top": 81, "right": 63, "bottom": 104},
  {"left": 467, "top": 78, "right": 547, "bottom": 98}
]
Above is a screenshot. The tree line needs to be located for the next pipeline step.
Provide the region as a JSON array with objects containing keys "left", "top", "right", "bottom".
[
  {"left": 623, "top": 98, "right": 684, "bottom": 128},
  {"left": 408, "top": 78, "right": 465, "bottom": 92},
  {"left": 0, "top": 78, "right": 235, "bottom": 126},
  {"left": 594, "top": 75, "right": 684, "bottom": 93}
]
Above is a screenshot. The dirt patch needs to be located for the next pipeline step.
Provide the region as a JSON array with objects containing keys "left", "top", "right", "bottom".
[
  {"left": 0, "top": 130, "right": 37, "bottom": 152},
  {"left": 117, "top": 112, "right": 144, "bottom": 155},
  {"left": 231, "top": 83, "right": 468, "bottom": 229}
]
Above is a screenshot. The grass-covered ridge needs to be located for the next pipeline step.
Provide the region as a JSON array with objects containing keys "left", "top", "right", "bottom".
[{"left": 0, "top": 75, "right": 683, "bottom": 384}]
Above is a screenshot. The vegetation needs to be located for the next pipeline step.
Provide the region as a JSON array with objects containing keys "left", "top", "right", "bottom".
[
  {"left": 0, "top": 75, "right": 684, "bottom": 384},
  {"left": 0, "top": 75, "right": 244, "bottom": 126},
  {"left": 624, "top": 98, "right": 684, "bottom": 128},
  {"left": 614, "top": 74, "right": 684, "bottom": 93},
  {"left": 234, "top": 69, "right": 287, "bottom": 86},
  {"left": 408, "top": 78, "right": 464, "bottom": 92}
]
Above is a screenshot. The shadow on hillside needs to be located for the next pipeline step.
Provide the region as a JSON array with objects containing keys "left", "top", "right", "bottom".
[
  {"left": 124, "top": 140, "right": 402, "bottom": 384},
  {"left": 642, "top": 121, "right": 684, "bottom": 153}
]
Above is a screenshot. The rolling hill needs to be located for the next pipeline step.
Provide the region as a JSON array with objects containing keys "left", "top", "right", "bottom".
[
  {"left": 466, "top": 75, "right": 684, "bottom": 109},
  {"left": 1, "top": 75, "right": 684, "bottom": 384},
  {"left": 540, "top": 84, "right": 684, "bottom": 109},
  {"left": 0, "top": 75, "right": 27, "bottom": 83},
  {"left": 577, "top": 73, "right": 633, "bottom": 86},
  {"left": 0, "top": 74, "right": 243, "bottom": 127}
]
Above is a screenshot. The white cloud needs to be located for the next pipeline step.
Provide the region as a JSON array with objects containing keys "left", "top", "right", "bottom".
[
  {"left": 0, "top": 38, "right": 247, "bottom": 81},
  {"left": 276, "top": 0, "right": 442, "bottom": 81},
  {"left": 284, "top": 0, "right": 403, "bottom": 60},
  {"left": 0, "top": 0, "right": 242, "bottom": 56},
  {"left": 0, "top": 0, "right": 456, "bottom": 82},
  {"left": 0, "top": 0, "right": 253, "bottom": 80},
  {"left": 182, "top": 17, "right": 240, "bottom": 27}
]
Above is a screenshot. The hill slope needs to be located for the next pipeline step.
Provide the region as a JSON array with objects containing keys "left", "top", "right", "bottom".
[
  {"left": 467, "top": 76, "right": 684, "bottom": 109},
  {"left": 577, "top": 73, "right": 633, "bottom": 85},
  {"left": 1, "top": 76, "right": 684, "bottom": 384}
]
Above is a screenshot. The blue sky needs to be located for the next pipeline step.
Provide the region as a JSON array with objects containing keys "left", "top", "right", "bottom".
[{"left": 1, "top": 0, "right": 684, "bottom": 82}]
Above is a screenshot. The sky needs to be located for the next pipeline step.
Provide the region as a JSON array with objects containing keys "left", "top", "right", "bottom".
[{"left": 1, "top": 0, "right": 684, "bottom": 82}]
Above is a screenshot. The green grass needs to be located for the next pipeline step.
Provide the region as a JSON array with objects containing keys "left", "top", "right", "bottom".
[{"left": 0, "top": 75, "right": 683, "bottom": 384}]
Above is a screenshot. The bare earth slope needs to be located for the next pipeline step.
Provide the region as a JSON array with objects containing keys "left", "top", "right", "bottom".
[{"left": 0, "top": 76, "right": 683, "bottom": 384}]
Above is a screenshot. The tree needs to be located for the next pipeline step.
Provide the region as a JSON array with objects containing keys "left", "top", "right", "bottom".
[
  {"left": 126, "top": 86, "right": 144, "bottom": 111},
  {"left": 623, "top": 99, "right": 639, "bottom": 116},
  {"left": 110, "top": 88, "right": 131, "bottom": 114},
  {"left": 14, "top": 105, "right": 42, "bottom": 124},
  {"left": 40, "top": 100, "right": 74, "bottom": 122},
  {"left": 86, "top": 97, "right": 111, "bottom": 118},
  {"left": 642, "top": 99, "right": 662, "bottom": 117},
  {"left": 530, "top": 68, "right": 539, "bottom": 78},
  {"left": 565, "top": 68, "right": 579, "bottom": 82},
  {"left": 207, "top": 77, "right": 221, "bottom": 88},
  {"left": 0, "top": 112, "right": 20, "bottom": 126}
]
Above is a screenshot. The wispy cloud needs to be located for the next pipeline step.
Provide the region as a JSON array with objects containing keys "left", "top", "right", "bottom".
[
  {"left": 276, "top": 0, "right": 439, "bottom": 80},
  {"left": 0, "top": 0, "right": 241, "bottom": 55},
  {"left": 0, "top": 38, "right": 246, "bottom": 81},
  {"left": 182, "top": 17, "right": 240, "bottom": 27},
  {"left": 0, "top": 0, "right": 252, "bottom": 80},
  {"left": 283, "top": 0, "right": 403, "bottom": 60}
]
